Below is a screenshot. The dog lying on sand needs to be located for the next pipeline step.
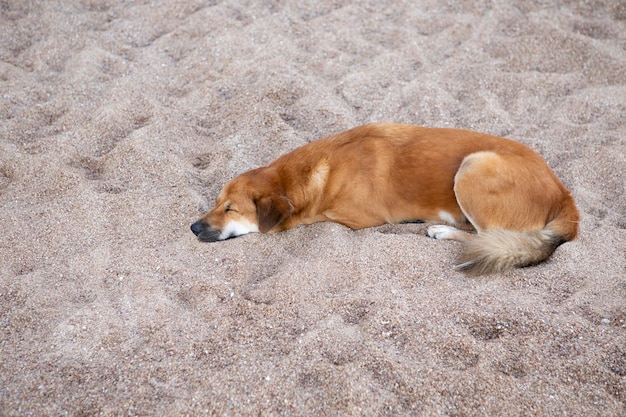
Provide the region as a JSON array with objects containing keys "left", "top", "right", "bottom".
[{"left": 191, "top": 123, "right": 579, "bottom": 275}]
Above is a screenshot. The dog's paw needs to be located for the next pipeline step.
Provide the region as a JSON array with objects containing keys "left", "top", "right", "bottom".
[{"left": 427, "top": 225, "right": 460, "bottom": 240}]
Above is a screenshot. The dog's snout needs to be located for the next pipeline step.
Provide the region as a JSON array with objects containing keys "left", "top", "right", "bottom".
[
  {"left": 191, "top": 221, "right": 223, "bottom": 242},
  {"left": 190, "top": 221, "right": 205, "bottom": 236}
]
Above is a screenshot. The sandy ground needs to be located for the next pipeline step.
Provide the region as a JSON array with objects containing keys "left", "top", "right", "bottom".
[{"left": 1, "top": 1, "right": 625, "bottom": 415}]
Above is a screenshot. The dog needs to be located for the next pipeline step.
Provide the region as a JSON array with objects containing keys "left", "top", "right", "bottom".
[{"left": 191, "top": 123, "right": 579, "bottom": 274}]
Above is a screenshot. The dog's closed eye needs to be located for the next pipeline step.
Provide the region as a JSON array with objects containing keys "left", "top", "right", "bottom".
[{"left": 225, "top": 203, "right": 238, "bottom": 213}]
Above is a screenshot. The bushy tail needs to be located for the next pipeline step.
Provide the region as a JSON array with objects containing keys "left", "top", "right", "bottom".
[
  {"left": 455, "top": 193, "right": 579, "bottom": 275},
  {"left": 455, "top": 229, "right": 565, "bottom": 275}
]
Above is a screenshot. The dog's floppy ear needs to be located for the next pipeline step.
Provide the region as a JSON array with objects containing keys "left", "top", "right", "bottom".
[{"left": 255, "top": 195, "right": 293, "bottom": 233}]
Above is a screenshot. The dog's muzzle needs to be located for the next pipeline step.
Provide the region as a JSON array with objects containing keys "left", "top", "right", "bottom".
[{"left": 190, "top": 221, "right": 221, "bottom": 242}]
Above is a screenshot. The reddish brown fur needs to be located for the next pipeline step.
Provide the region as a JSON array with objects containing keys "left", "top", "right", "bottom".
[{"left": 191, "top": 123, "right": 579, "bottom": 273}]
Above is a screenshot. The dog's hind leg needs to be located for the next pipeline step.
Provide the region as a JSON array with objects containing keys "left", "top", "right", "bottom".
[
  {"left": 445, "top": 150, "right": 566, "bottom": 274},
  {"left": 452, "top": 150, "right": 549, "bottom": 233},
  {"left": 427, "top": 151, "right": 516, "bottom": 247}
]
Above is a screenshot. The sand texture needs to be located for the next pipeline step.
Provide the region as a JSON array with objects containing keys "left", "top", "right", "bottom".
[{"left": 1, "top": 1, "right": 625, "bottom": 415}]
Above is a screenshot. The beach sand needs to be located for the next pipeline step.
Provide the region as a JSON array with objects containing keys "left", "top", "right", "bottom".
[{"left": 1, "top": 1, "right": 625, "bottom": 415}]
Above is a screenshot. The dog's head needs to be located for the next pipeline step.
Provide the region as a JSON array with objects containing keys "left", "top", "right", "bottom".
[{"left": 191, "top": 168, "right": 293, "bottom": 242}]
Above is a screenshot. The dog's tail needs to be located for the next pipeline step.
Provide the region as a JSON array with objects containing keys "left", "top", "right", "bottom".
[{"left": 455, "top": 196, "right": 579, "bottom": 275}]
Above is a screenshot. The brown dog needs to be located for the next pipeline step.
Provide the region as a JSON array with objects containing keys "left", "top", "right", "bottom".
[{"left": 191, "top": 123, "right": 579, "bottom": 274}]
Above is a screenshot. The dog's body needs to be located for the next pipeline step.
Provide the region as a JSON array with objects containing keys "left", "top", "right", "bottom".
[{"left": 191, "top": 123, "right": 579, "bottom": 274}]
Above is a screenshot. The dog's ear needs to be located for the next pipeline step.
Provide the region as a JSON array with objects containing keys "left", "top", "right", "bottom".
[{"left": 255, "top": 195, "right": 293, "bottom": 233}]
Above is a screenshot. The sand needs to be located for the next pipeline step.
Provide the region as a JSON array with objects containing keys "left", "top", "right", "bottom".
[{"left": 1, "top": 1, "right": 625, "bottom": 415}]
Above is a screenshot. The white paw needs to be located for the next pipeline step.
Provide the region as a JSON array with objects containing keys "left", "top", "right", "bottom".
[{"left": 427, "top": 225, "right": 459, "bottom": 240}]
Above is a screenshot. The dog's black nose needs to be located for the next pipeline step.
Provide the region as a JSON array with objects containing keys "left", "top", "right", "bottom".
[{"left": 190, "top": 221, "right": 205, "bottom": 236}]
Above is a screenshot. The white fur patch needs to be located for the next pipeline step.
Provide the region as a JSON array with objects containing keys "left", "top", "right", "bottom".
[
  {"left": 427, "top": 225, "right": 461, "bottom": 240},
  {"left": 219, "top": 219, "right": 259, "bottom": 240},
  {"left": 438, "top": 210, "right": 457, "bottom": 225}
]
